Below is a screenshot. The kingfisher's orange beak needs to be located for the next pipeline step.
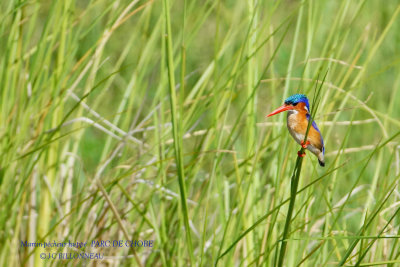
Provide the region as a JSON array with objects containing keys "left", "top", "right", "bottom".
[{"left": 266, "top": 104, "right": 294, "bottom": 117}]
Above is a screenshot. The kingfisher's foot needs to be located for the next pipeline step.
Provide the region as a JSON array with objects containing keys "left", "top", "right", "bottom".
[
  {"left": 301, "top": 140, "right": 310, "bottom": 149},
  {"left": 298, "top": 150, "right": 306, "bottom": 157}
]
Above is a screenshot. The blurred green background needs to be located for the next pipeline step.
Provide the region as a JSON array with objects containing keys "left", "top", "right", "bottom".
[{"left": 1, "top": 0, "right": 400, "bottom": 266}]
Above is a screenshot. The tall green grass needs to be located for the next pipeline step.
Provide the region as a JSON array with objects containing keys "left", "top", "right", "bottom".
[{"left": 1, "top": 0, "right": 400, "bottom": 266}]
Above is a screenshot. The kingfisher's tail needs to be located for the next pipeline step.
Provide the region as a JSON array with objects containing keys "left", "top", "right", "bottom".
[{"left": 318, "top": 152, "right": 325, "bottom": 167}]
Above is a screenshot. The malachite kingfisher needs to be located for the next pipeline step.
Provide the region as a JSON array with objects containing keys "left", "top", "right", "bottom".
[{"left": 266, "top": 94, "right": 325, "bottom": 167}]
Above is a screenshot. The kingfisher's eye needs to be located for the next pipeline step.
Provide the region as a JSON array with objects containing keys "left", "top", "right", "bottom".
[{"left": 293, "top": 103, "right": 298, "bottom": 106}]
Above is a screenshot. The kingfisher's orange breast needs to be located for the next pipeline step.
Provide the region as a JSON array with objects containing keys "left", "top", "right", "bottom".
[{"left": 287, "top": 108, "right": 323, "bottom": 151}]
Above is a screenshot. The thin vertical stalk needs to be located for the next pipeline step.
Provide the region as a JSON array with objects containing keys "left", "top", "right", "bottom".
[
  {"left": 276, "top": 151, "right": 304, "bottom": 267},
  {"left": 243, "top": 0, "right": 258, "bottom": 263},
  {"left": 162, "top": 0, "right": 194, "bottom": 264}
]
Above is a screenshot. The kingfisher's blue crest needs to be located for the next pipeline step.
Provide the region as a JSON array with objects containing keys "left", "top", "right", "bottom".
[{"left": 284, "top": 94, "right": 310, "bottom": 110}]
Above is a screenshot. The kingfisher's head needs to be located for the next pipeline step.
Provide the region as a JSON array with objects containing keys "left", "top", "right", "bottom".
[{"left": 267, "top": 94, "right": 310, "bottom": 117}]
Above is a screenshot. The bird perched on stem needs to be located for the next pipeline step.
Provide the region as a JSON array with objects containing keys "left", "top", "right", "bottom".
[{"left": 266, "top": 94, "right": 325, "bottom": 167}]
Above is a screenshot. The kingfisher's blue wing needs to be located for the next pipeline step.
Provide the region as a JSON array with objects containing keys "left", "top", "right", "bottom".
[{"left": 306, "top": 114, "right": 324, "bottom": 154}]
